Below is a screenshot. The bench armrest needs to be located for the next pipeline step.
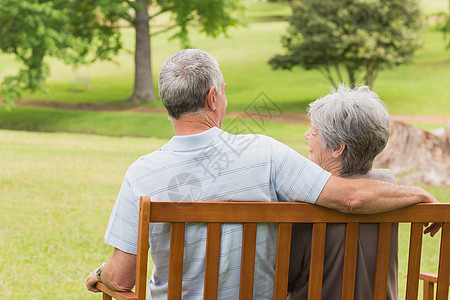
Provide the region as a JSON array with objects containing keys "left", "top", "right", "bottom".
[
  {"left": 420, "top": 272, "right": 450, "bottom": 285},
  {"left": 419, "top": 272, "right": 450, "bottom": 300},
  {"left": 420, "top": 272, "right": 438, "bottom": 284},
  {"left": 96, "top": 282, "right": 137, "bottom": 300}
]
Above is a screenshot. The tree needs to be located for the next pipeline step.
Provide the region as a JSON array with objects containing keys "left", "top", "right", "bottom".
[
  {"left": 439, "top": 1, "right": 450, "bottom": 49},
  {"left": 429, "top": 1, "right": 450, "bottom": 49},
  {"left": 269, "top": 0, "right": 422, "bottom": 88},
  {"left": 0, "top": 0, "right": 242, "bottom": 105},
  {"left": 124, "top": 0, "right": 241, "bottom": 103},
  {"left": 0, "top": 0, "right": 124, "bottom": 104}
]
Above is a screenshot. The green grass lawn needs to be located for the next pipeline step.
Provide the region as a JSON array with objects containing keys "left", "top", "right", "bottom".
[
  {"left": 0, "top": 129, "right": 448, "bottom": 299},
  {"left": 0, "top": 130, "right": 164, "bottom": 299},
  {"left": 0, "top": 106, "right": 311, "bottom": 151}
]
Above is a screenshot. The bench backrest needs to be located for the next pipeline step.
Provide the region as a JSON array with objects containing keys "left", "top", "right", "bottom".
[{"left": 134, "top": 196, "right": 450, "bottom": 300}]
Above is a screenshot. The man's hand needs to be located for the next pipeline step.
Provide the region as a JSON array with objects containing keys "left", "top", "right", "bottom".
[
  {"left": 421, "top": 192, "right": 443, "bottom": 237},
  {"left": 85, "top": 268, "right": 101, "bottom": 293},
  {"left": 424, "top": 222, "right": 443, "bottom": 237},
  {"left": 85, "top": 249, "right": 137, "bottom": 293}
]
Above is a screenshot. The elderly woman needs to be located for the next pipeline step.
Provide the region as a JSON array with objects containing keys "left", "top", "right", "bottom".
[{"left": 288, "top": 85, "right": 398, "bottom": 300}]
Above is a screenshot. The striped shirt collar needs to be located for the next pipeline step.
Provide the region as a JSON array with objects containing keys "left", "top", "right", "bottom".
[{"left": 161, "top": 127, "right": 225, "bottom": 151}]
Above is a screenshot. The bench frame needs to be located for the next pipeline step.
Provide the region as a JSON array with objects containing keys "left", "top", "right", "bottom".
[{"left": 97, "top": 196, "right": 450, "bottom": 300}]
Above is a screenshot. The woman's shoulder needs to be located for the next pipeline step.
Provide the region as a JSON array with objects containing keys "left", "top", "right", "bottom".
[
  {"left": 364, "top": 169, "right": 397, "bottom": 183},
  {"left": 342, "top": 169, "right": 396, "bottom": 183}
]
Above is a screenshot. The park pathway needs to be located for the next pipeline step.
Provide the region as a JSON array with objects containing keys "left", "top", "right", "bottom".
[{"left": 15, "top": 99, "right": 450, "bottom": 126}]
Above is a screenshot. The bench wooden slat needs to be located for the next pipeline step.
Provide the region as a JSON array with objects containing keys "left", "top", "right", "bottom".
[
  {"left": 308, "top": 223, "right": 326, "bottom": 300},
  {"left": 436, "top": 223, "right": 450, "bottom": 300},
  {"left": 405, "top": 223, "right": 423, "bottom": 300},
  {"left": 373, "top": 223, "right": 392, "bottom": 300},
  {"left": 135, "top": 197, "right": 151, "bottom": 299},
  {"left": 148, "top": 202, "right": 450, "bottom": 223},
  {"left": 239, "top": 223, "right": 257, "bottom": 300},
  {"left": 274, "top": 223, "right": 292, "bottom": 299},
  {"left": 341, "top": 223, "right": 359, "bottom": 300},
  {"left": 167, "top": 222, "right": 185, "bottom": 300},
  {"left": 204, "top": 223, "right": 222, "bottom": 300},
  {"left": 104, "top": 293, "right": 112, "bottom": 300},
  {"left": 423, "top": 280, "right": 435, "bottom": 300}
]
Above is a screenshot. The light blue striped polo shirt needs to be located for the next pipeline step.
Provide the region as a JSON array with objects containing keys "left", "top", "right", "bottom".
[{"left": 104, "top": 127, "right": 331, "bottom": 299}]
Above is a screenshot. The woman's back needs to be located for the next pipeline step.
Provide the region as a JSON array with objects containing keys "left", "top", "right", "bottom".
[{"left": 288, "top": 169, "right": 398, "bottom": 300}]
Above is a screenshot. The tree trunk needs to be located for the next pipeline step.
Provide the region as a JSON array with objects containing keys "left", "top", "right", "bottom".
[
  {"left": 127, "top": 0, "right": 157, "bottom": 103},
  {"left": 374, "top": 121, "right": 450, "bottom": 185},
  {"left": 323, "top": 65, "right": 337, "bottom": 89},
  {"left": 346, "top": 66, "right": 355, "bottom": 88},
  {"left": 364, "top": 62, "right": 379, "bottom": 88}
]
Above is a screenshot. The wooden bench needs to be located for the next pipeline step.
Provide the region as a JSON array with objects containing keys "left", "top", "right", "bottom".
[{"left": 97, "top": 196, "right": 450, "bottom": 300}]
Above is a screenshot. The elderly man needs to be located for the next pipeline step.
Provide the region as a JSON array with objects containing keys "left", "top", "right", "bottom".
[{"left": 86, "top": 49, "right": 438, "bottom": 299}]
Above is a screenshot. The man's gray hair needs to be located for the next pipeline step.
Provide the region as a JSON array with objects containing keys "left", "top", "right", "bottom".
[
  {"left": 308, "top": 84, "right": 390, "bottom": 175},
  {"left": 158, "top": 49, "right": 224, "bottom": 119}
]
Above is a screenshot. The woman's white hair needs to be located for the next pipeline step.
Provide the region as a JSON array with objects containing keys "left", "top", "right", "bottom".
[
  {"left": 308, "top": 84, "right": 390, "bottom": 175},
  {"left": 158, "top": 49, "right": 224, "bottom": 119}
]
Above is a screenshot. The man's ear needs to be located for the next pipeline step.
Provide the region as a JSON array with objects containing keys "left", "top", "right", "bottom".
[
  {"left": 206, "top": 86, "right": 216, "bottom": 111},
  {"left": 332, "top": 143, "right": 345, "bottom": 158}
]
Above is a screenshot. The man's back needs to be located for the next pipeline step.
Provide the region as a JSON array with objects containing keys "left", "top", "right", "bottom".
[{"left": 104, "top": 127, "right": 330, "bottom": 299}]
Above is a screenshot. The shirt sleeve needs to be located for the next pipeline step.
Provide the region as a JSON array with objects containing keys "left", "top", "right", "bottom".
[
  {"left": 271, "top": 139, "right": 331, "bottom": 203},
  {"left": 104, "top": 168, "right": 140, "bottom": 255}
]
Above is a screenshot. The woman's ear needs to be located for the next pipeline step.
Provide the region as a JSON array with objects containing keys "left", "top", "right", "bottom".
[
  {"left": 206, "top": 86, "right": 216, "bottom": 111},
  {"left": 332, "top": 143, "right": 346, "bottom": 158}
]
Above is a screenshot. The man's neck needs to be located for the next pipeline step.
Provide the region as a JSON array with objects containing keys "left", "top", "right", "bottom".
[{"left": 172, "top": 113, "right": 219, "bottom": 136}]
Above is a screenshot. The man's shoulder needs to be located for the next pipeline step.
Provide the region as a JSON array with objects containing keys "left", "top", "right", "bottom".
[
  {"left": 125, "top": 149, "right": 165, "bottom": 174},
  {"left": 221, "top": 130, "right": 284, "bottom": 148},
  {"left": 218, "top": 131, "right": 296, "bottom": 160}
]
